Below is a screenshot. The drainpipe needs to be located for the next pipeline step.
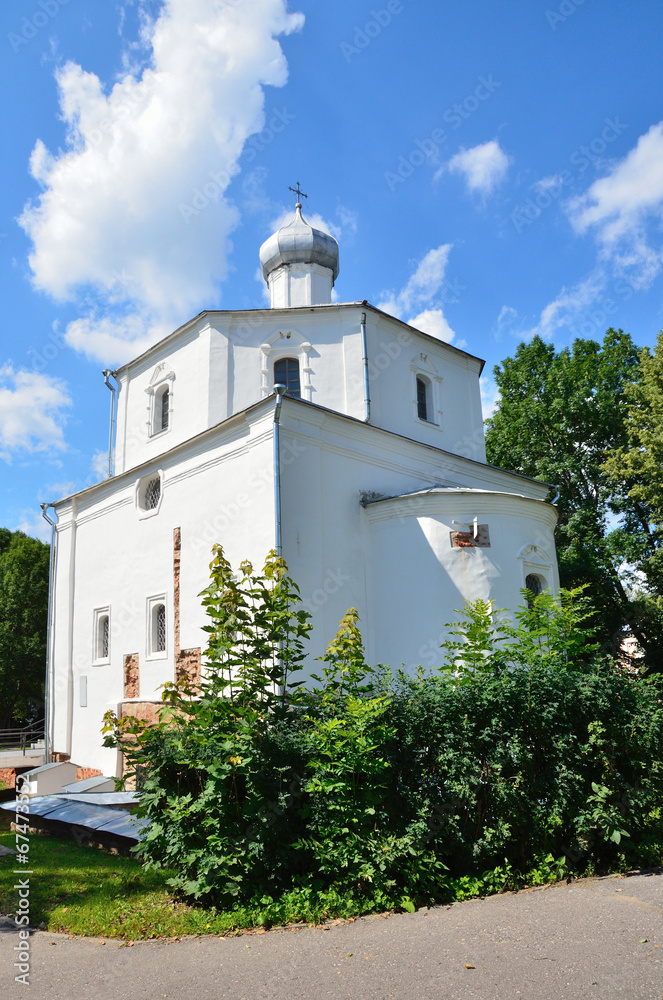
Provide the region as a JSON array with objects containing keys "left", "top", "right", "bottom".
[
  {"left": 40, "top": 503, "right": 57, "bottom": 765},
  {"left": 102, "top": 370, "right": 118, "bottom": 478},
  {"left": 551, "top": 487, "right": 561, "bottom": 506},
  {"left": 360, "top": 311, "right": 371, "bottom": 422},
  {"left": 273, "top": 384, "right": 286, "bottom": 557}
]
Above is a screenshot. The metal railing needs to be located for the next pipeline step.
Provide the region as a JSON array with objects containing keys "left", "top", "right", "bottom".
[{"left": 0, "top": 721, "right": 45, "bottom": 756}]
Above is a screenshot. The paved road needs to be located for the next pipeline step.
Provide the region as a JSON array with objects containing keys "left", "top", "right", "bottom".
[{"left": 1, "top": 872, "right": 662, "bottom": 999}]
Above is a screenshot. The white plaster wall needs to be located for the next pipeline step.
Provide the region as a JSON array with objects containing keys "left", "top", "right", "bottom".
[
  {"left": 53, "top": 408, "right": 276, "bottom": 776},
  {"left": 115, "top": 318, "right": 212, "bottom": 474},
  {"left": 364, "top": 492, "right": 559, "bottom": 671},
  {"left": 112, "top": 304, "right": 487, "bottom": 480},
  {"left": 52, "top": 387, "right": 554, "bottom": 774},
  {"left": 278, "top": 400, "right": 552, "bottom": 668},
  {"left": 364, "top": 311, "right": 486, "bottom": 461}
]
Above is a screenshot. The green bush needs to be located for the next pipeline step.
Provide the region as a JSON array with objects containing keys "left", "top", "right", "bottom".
[{"left": 103, "top": 551, "right": 663, "bottom": 916}]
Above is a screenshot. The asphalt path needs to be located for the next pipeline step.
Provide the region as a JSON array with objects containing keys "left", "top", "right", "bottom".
[{"left": 1, "top": 871, "right": 661, "bottom": 999}]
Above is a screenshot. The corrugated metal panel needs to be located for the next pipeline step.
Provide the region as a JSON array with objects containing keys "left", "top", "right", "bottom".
[{"left": 1, "top": 795, "right": 147, "bottom": 840}]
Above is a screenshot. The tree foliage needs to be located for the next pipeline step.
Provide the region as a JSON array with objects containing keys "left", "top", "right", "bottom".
[
  {"left": 603, "top": 332, "right": 663, "bottom": 654},
  {"left": 484, "top": 328, "right": 662, "bottom": 667},
  {"left": 0, "top": 529, "right": 50, "bottom": 728},
  {"left": 103, "top": 550, "right": 663, "bottom": 917}
]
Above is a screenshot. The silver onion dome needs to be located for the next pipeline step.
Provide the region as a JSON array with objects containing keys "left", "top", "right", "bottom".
[{"left": 259, "top": 203, "right": 340, "bottom": 283}]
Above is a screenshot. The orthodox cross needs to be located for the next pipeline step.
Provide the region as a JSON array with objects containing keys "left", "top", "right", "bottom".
[{"left": 288, "top": 182, "right": 308, "bottom": 206}]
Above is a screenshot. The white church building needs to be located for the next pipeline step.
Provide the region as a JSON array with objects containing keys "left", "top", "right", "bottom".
[{"left": 45, "top": 195, "right": 559, "bottom": 776}]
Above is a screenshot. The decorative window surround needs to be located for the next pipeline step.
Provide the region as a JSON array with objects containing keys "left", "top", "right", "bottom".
[
  {"left": 92, "top": 606, "right": 111, "bottom": 665},
  {"left": 136, "top": 470, "right": 164, "bottom": 518},
  {"left": 260, "top": 330, "right": 313, "bottom": 401},
  {"left": 145, "top": 363, "right": 175, "bottom": 438},
  {"left": 410, "top": 353, "right": 443, "bottom": 426},
  {"left": 517, "top": 543, "right": 553, "bottom": 593}
]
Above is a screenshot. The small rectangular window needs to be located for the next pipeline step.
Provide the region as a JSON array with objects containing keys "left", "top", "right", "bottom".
[
  {"left": 160, "top": 387, "right": 169, "bottom": 430},
  {"left": 274, "top": 357, "right": 301, "bottom": 398},
  {"left": 80, "top": 676, "right": 88, "bottom": 708},
  {"left": 416, "top": 377, "right": 428, "bottom": 421}
]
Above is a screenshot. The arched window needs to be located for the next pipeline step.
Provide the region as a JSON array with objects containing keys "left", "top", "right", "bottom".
[
  {"left": 525, "top": 573, "right": 546, "bottom": 610},
  {"left": 98, "top": 614, "right": 109, "bottom": 660},
  {"left": 93, "top": 608, "right": 110, "bottom": 663},
  {"left": 154, "top": 603, "right": 166, "bottom": 653},
  {"left": 147, "top": 596, "right": 167, "bottom": 657},
  {"left": 273, "top": 357, "right": 301, "bottom": 398},
  {"left": 159, "top": 386, "right": 170, "bottom": 431},
  {"left": 416, "top": 376, "right": 430, "bottom": 421}
]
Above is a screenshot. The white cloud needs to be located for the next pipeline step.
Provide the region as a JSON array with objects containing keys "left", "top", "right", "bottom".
[
  {"left": 480, "top": 377, "right": 501, "bottom": 421},
  {"left": 533, "top": 174, "right": 564, "bottom": 195},
  {"left": 91, "top": 449, "right": 110, "bottom": 482},
  {"left": 570, "top": 122, "right": 663, "bottom": 244},
  {"left": 443, "top": 140, "right": 511, "bottom": 196},
  {"left": 0, "top": 365, "right": 72, "bottom": 461},
  {"left": 408, "top": 309, "right": 456, "bottom": 343},
  {"left": 376, "top": 245, "right": 458, "bottom": 344},
  {"left": 19, "top": 0, "right": 304, "bottom": 365},
  {"left": 497, "top": 305, "right": 517, "bottom": 330},
  {"left": 567, "top": 122, "right": 663, "bottom": 289},
  {"left": 529, "top": 271, "right": 606, "bottom": 340},
  {"left": 14, "top": 510, "right": 54, "bottom": 544},
  {"left": 378, "top": 244, "right": 452, "bottom": 315},
  {"left": 267, "top": 204, "right": 355, "bottom": 244}
]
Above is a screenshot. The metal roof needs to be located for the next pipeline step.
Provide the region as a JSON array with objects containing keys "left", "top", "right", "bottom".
[
  {"left": 61, "top": 776, "right": 115, "bottom": 793},
  {"left": 1, "top": 795, "right": 147, "bottom": 840}
]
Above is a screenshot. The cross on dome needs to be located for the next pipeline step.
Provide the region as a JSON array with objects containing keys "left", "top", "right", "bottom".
[{"left": 288, "top": 181, "right": 308, "bottom": 207}]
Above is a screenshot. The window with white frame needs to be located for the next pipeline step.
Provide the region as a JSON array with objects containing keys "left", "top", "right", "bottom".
[
  {"left": 260, "top": 331, "right": 313, "bottom": 400},
  {"left": 274, "top": 356, "right": 301, "bottom": 398},
  {"left": 410, "top": 353, "right": 442, "bottom": 426},
  {"left": 416, "top": 376, "right": 431, "bottom": 421},
  {"left": 147, "top": 596, "right": 168, "bottom": 658},
  {"left": 145, "top": 364, "right": 175, "bottom": 437},
  {"left": 93, "top": 607, "right": 111, "bottom": 665},
  {"left": 517, "top": 543, "right": 554, "bottom": 607}
]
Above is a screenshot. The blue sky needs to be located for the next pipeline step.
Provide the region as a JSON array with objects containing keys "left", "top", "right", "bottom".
[{"left": 2, "top": 0, "right": 663, "bottom": 540}]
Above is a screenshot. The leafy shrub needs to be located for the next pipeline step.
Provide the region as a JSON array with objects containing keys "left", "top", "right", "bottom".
[{"left": 103, "top": 553, "right": 663, "bottom": 916}]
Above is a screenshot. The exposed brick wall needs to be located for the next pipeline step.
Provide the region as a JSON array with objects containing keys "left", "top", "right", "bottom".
[
  {"left": 75, "top": 767, "right": 103, "bottom": 782},
  {"left": 51, "top": 752, "right": 71, "bottom": 763},
  {"left": 174, "top": 527, "right": 182, "bottom": 657},
  {"left": 173, "top": 526, "right": 202, "bottom": 689},
  {"left": 0, "top": 767, "right": 32, "bottom": 790},
  {"left": 124, "top": 652, "right": 140, "bottom": 699},
  {"left": 119, "top": 701, "right": 162, "bottom": 788},
  {"left": 120, "top": 701, "right": 161, "bottom": 725},
  {"left": 175, "top": 647, "right": 202, "bottom": 688}
]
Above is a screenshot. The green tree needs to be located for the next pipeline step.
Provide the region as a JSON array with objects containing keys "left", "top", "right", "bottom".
[
  {"left": 0, "top": 530, "right": 50, "bottom": 728},
  {"left": 603, "top": 332, "right": 663, "bottom": 667},
  {"left": 484, "top": 329, "right": 652, "bottom": 661}
]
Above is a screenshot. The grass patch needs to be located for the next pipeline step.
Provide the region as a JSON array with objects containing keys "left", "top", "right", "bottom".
[
  {"left": 0, "top": 827, "right": 384, "bottom": 939},
  {"left": 0, "top": 824, "right": 642, "bottom": 940}
]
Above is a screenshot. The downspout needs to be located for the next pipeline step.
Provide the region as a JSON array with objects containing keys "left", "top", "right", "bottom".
[
  {"left": 360, "top": 311, "right": 371, "bottom": 422},
  {"left": 273, "top": 384, "right": 286, "bottom": 557},
  {"left": 102, "top": 370, "right": 118, "bottom": 477},
  {"left": 273, "top": 385, "right": 287, "bottom": 706},
  {"left": 40, "top": 503, "right": 57, "bottom": 765},
  {"left": 551, "top": 487, "right": 561, "bottom": 506}
]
